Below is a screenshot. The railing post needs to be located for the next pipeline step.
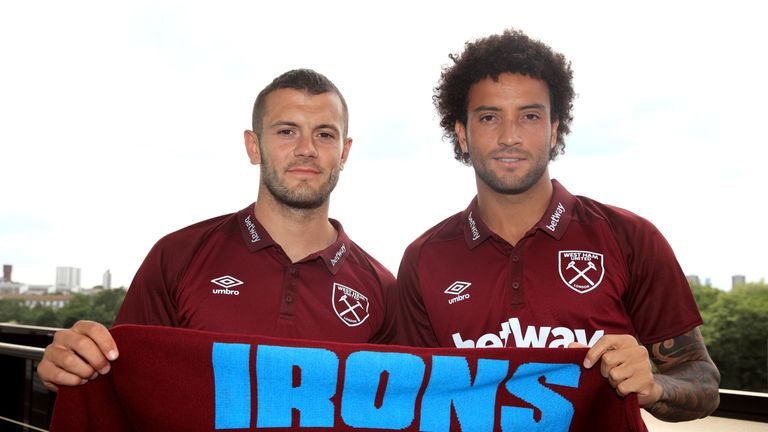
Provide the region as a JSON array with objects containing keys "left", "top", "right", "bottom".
[{"left": 0, "top": 352, "right": 28, "bottom": 431}]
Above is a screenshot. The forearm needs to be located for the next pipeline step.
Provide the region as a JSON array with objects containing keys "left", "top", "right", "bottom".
[{"left": 646, "top": 360, "right": 720, "bottom": 421}]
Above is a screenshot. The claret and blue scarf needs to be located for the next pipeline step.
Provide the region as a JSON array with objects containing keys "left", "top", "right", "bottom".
[{"left": 50, "top": 325, "right": 646, "bottom": 431}]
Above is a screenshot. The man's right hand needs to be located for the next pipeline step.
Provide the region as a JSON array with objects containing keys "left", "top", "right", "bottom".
[{"left": 37, "top": 320, "right": 119, "bottom": 392}]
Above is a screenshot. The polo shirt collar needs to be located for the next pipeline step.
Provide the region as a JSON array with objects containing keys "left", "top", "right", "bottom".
[
  {"left": 237, "top": 205, "right": 276, "bottom": 252},
  {"left": 460, "top": 179, "right": 577, "bottom": 247},
  {"left": 461, "top": 198, "right": 494, "bottom": 249},
  {"left": 236, "top": 205, "right": 350, "bottom": 275},
  {"left": 532, "top": 179, "right": 576, "bottom": 240},
  {"left": 315, "top": 219, "right": 351, "bottom": 275}
]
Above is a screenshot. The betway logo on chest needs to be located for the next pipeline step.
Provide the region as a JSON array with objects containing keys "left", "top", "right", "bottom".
[{"left": 452, "top": 317, "right": 604, "bottom": 348}]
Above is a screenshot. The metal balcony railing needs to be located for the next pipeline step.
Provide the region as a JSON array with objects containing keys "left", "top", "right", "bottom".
[{"left": 1, "top": 323, "right": 59, "bottom": 431}]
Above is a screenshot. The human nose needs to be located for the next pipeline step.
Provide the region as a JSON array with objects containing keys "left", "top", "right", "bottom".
[
  {"left": 294, "top": 134, "right": 318, "bottom": 158},
  {"left": 499, "top": 119, "right": 522, "bottom": 146}
]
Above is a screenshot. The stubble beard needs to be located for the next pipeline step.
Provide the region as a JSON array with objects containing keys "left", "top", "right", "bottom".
[
  {"left": 470, "top": 147, "right": 550, "bottom": 195},
  {"left": 261, "top": 157, "right": 339, "bottom": 210}
]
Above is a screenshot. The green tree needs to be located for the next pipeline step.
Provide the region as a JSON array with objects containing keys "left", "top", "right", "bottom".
[
  {"left": 2, "top": 289, "right": 128, "bottom": 328},
  {"left": 57, "top": 293, "right": 95, "bottom": 328},
  {"left": 704, "top": 283, "right": 768, "bottom": 392},
  {"left": 27, "top": 304, "right": 60, "bottom": 327},
  {"left": 0, "top": 299, "right": 29, "bottom": 323},
  {"left": 55, "top": 289, "right": 128, "bottom": 327},
  {"left": 690, "top": 282, "right": 723, "bottom": 315},
  {"left": 92, "top": 288, "right": 127, "bottom": 325}
]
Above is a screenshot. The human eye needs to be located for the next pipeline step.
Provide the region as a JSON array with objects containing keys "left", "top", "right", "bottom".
[
  {"left": 316, "top": 130, "right": 337, "bottom": 141},
  {"left": 524, "top": 112, "right": 541, "bottom": 120},
  {"left": 478, "top": 113, "right": 497, "bottom": 123},
  {"left": 277, "top": 128, "right": 295, "bottom": 135},
  {"left": 520, "top": 112, "right": 543, "bottom": 124}
]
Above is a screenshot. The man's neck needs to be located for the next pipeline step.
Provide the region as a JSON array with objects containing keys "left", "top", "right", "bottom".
[
  {"left": 253, "top": 193, "right": 337, "bottom": 263},
  {"left": 475, "top": 175, "right": 553, "bottom": 247}
]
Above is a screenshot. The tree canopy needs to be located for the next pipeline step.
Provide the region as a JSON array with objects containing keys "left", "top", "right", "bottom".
[
  {"left": 692, "top": 281, "right": 768, "bottom": 392},
  {"left": 0, "top": 288, "right": 126, "bottom": 328}
]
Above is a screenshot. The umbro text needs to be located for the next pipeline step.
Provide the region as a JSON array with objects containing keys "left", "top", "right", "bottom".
[
  {"left": 212, "top": 288, "right": 240, "bottom": 296},
  {"left": 448, "top": 293, "right": 470, "bottom": 304}
]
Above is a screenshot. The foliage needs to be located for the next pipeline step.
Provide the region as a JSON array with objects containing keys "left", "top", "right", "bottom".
[
  {"left": 0, "top": 298, "right": 30, "bottom": 324},
  {"left": 690, "top": 283, "right": 723, "bottom": 318},
  {"left": 0, "top": 288, "right": 127, "bottom": 328},
  {"left": 694, "top": 282, "right": 768, "bottom": 392}
]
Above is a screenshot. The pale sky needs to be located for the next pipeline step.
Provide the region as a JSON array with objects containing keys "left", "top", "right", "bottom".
[{"left": 1, "top": 1, "right": 766, "bottom": 291}]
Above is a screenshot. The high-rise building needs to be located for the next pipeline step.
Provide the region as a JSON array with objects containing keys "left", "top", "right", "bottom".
[
  {"left": 732, "top": 274, "right": 746, "bottom": 290},
  {"left": 55, "top": 266, "right": 81, "bottom": 292},
  {"left": 0, "top": 264, "right": 22, "bottom": 293},
  {"left": 686, "top": 275, "right": 700, "bottom": 286},
  {"left": 3, "top": 264, "right": 12, "bottom": 282},
  {"left": 103, "top": 269, "right": 112, "bottom": 290}
]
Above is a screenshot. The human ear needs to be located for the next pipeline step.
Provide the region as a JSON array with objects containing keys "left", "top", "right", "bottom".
[
  {"left": 244, "top": 130, "right": 261, "bottom": 165},
  {"left": 339, "top": 137, "right": 353, "bottom": 170},
  {"left": 454, "top": 120, "right": 468, "bottom": 154}
]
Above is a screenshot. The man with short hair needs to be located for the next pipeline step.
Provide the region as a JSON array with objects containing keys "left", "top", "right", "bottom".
[
  {"left": 38, "top": 69, "right": 395, "bottom": 391},
  {"left": 394, "top": 29, "right": 720, "bottom": 422}
]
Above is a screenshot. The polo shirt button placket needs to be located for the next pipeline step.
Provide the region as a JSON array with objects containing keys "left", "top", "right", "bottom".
[
  {"left": 287, "top": 267, "right": 298, "bottom": 304},
  {"left": 509, "top": 253, "right": 524, "bottom": 305},
  {"left": 280, "top": 266, "right": 299, "bottom": 317}
]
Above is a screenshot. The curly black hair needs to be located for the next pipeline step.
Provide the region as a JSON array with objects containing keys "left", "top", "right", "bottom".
[{"left": 434, "top": 29, "right": 575, "bottom": 165}]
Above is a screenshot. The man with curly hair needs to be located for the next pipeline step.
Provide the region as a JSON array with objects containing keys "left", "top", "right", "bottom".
[{"left": 395, "top": 29, "right": 720, "bottom": 422}]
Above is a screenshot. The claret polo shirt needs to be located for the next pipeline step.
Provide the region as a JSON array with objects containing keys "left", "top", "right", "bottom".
[
  {"left": 115, "top": 204, "right": 396, "bottom": 344},
  {"left": 396, "top": 180, "right": 702, "bottom": 349}
]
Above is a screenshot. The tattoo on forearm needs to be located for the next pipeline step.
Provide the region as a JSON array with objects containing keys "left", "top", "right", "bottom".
[
  {"left": 651, "top": 330, "right": 703, "bottom": 367},
  {"left": 645, "top": 328, "right": 721, "bottom": 422}
]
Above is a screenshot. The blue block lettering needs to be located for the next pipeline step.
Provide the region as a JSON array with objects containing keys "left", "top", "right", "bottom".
[
  {"left": 256, "top": 345, "right": 339, "bottom": 428},
  {"left": 212, "top": 342, "right": 251, "bottom": 430},
  {"left": 421, "top": 356, "right": 509, "bottom": 432},
  {"left": 341, "top": 351, "right": 425, "bottom": 429},
  {"left": 501, "top": 362, "right": 580, "bottom": 432}
]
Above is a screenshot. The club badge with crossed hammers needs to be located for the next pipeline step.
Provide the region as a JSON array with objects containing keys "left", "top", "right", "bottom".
[
  {"left": 332, "top": 283, "right": 370, "bottom": 327},
  {"left": 566, "top": 260, "right": 597, "bottom": 286},
  {"left": 338, "top": 294, "right": 364, "bottom": 322},
  {"left": 559, "top": 251, "right": 604, "bottom": 293}
]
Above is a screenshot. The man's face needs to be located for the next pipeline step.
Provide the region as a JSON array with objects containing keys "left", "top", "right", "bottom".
[
  {"left": 246, "top": 88, "right": 351, "bottom": 209},
  {"left": 456, "top": 73, "right": 559, "bottom": 196}
]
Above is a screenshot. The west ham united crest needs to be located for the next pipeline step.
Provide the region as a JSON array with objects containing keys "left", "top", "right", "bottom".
[
  {"left": 332, "top": 283, "right": 370, "bottom": 327},
  {"left": 558, "top": 250, "right": 605, "bottom": 294}
]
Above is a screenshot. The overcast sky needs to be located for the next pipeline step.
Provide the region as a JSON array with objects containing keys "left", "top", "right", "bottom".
[{"left": 1, "top": 1, "right": 766, "bottom": 291}]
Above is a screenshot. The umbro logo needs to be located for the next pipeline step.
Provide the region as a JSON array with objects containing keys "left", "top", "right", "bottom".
[
  {"left": 212, "top": 276, "right": 243, "bottom": 288},
  {"left": 444, "top": 281, "right": 472, "bottom": 305},
  {"left": 211, "top": 275, "right": 243, "bottom": 296}
]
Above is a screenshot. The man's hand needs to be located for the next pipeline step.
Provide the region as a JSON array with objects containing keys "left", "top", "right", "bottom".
[
  {"left": 572, "top": 328, "right": 720, "bottom": 421},
  {"left": 37, "top": 320, "right": 119, "bottom": 392},
  {"left": 579, "top": 334, "right": 662, "bottom": 407}
]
